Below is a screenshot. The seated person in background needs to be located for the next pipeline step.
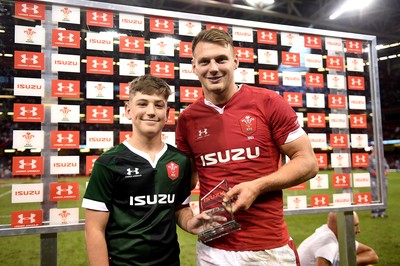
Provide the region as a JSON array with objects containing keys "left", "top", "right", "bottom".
[{"left": 297, "top": 212, "right": 379, "bottom": 266}]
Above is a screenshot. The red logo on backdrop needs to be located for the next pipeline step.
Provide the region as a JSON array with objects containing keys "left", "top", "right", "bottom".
[
  {"left": 348, "top": 76, "right": 365, "bottom": 90},
  {"left": 52, "top": 29, "right": 80, "bottom": 48},
  {"left": 50, "top": 182, "right": 79, "bottom": 201},
  {"left": 119, "top": 83, "right": 130, "bottom": 100},
  {"left": 311, "top": 194, "right": 330, "bottom": 207},
  {"left": 287, "top": 182, "right": 306, "bottom": 190},
  {"left": 119, "top": 131, "right": 132, "bottom": 143},
  {"left": 86, "top": 10, "right": 113, "bottom": 28},
  {"left": 234, "top": 47, "right": 254, "bottom": 63},
  {"left": 165, "top": 108, "right": 175, "bottom": 125},
  {"left": 11, "top": 210, "right": 43, "bottom": 228},
  {"left": 12, "top": 156, "right": 44, "bottom": 176},
  {"left": 166, "top": 162, "right": 179, "bottom": 180},
  {"left": 15, "top": 1, "right": 45, "bottom": 20},
  {"left": 330, "top": 134, "right": 349, "bottom": 148},
  {"left": 354, "top": 192, "right": 371, "bottom": 204},
  {"left": 281, "top": 51, "right": 300, "bottom": 66},
  {"left": 179, "top": 41, "right": 192, "bottom": 58},
  {"left": 326, "top": 56, "right": 344, "bottom": 70},
  {"left": 86, "top": 106, "right": 114, "bottom": 124},
  {"left": 350, "top": 114, "right": 367, "bottom": 128},
  {"left": 239, "top": 115, "right": 257, "bottom": 135},
  {"left": 307, "top": 113, "right": 326, "bottom": 128},
  {"left": 328, "top": 94, "right": 346, "bottom": 109},
  {"left": 315, "top": 153, "right": 328, "bottom": 169},
  {"left": 150, "top": 61, "right": 175, "bottom": 79},
  {"left": 257, "top": 30, "right": 277, "bottom": 45},
  {"left": 119, "top": 36, "right": 145, "bottom": 54},
  {"left": 13, "top": 103, "right": 44, "bottom": 122},
  {"left": 284, "top": 92, "right": 303, "bottom": 107},
  {"left": 14, "top": 51, "right": 45, "bottom": 70},
  {"left": 51, "top": 80, "right": 80, "bottom": 98},
  {"left": 332, "top": 173, "right": 351, "bottom": 188},
  {"left": 205, "top": 23, "right": 228, "bottom": 31},
  {"left": 149, "top": 17, "right": 174, "bottom": 34},
  {"left": 180, "top": 87, "right": 202, "bottom": 102},
  {"left": 305, "top": 73, "right": 324, "bottom": 88},
  {"left": 86, "top": 56, "right": 114, "bottom": 75},
  {"left": 352, "top": 153, "right": 369, "bottom": 168},
  {"left": 346, "top": 40, "right": 363, "bottom": 54},
  {"left": 50, "top": 131, "right": 80, "bottom": 149},
  {"left": 86, "top": 155, "right": 99, "bottom": 175},
  {"left": 259, "top": 70, "right": 279, "bottom": 85},
  {"left": 304, "top": 35, "right": 322, "bottom": 49}
]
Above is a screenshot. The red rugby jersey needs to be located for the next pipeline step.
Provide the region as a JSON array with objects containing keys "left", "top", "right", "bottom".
[{"left": 176, "top": 84, "right": 303, "bottom": 251}]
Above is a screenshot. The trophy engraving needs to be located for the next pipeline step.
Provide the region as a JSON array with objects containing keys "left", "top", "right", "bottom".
[{"left": 198, "top": 179, "right": 241, "bottom": 242}]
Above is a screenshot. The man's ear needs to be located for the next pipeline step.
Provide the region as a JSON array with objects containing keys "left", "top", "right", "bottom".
[
  {"left": 191, "top": 59, "right": 198, "bottom": 76},
  {"left": 166, "top": 106, "right": 170, "bottom": 119},
  {"left": 234, "top": 56, "right": 239, "bottom": 70}
]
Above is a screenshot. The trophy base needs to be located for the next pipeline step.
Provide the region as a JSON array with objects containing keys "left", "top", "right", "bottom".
[{"left": 198, "top": 220, "right": 241, "bottom": 243}]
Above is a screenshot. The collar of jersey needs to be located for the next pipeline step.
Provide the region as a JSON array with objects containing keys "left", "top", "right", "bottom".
[
  {"left": 204, "top": 84, "right": 242, "bottom": 114},
  {"left": 123, "top": 140, "right": 167, "bottom": 168}
]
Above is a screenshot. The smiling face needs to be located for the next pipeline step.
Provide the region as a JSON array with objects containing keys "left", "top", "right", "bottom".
[
  {"left": 125, "top": 91, "right": 168, "bottom": 138},
  {"left": 192, "top": 41, "right": 239, "bottom": 104}
]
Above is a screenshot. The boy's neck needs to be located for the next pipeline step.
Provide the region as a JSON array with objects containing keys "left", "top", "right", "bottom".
[{"left": 127, "top": 135, "right": 164, "bottom": 161}]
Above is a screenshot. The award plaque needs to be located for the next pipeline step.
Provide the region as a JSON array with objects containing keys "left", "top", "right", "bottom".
[{"left": 198, "top": 179, "right": 241, "bottom": 242}]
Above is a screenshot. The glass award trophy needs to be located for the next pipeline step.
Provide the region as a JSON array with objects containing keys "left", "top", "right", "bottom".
[{"left": 198, "top": 179, "right": 241, "bottom": 242}]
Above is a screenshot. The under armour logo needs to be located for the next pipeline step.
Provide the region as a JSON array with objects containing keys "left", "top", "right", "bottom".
[
  {"left": 127, "top": 168, "right": 139, "bottom": 176},
  {"left": 57, "top": 133, "right": 74, "bottom": 143},
  {"left": 155, "top": 64, "right": 170, "bottom": 73},
  {"left": 92, "top": 109, "right": 108, "bottom": 118},
  {"left": 261, "top": 31, "right": 273, "bottom": 40},
  {"left": 124, "top": 39, "right": 140, "bottom": 48},
  {"left": 57, "top": 32, "right": 75, "bottom": 42},
  {"left": 329, "top": 58, "right": 341, "bottom": 66},
  {"left": 285, "top": 54, "right": 297, "bottom": 62},
  {"left": 335, "top": 175, "right": 347, "bottom": 184},
  {"left": 19, "top": 106, "right": 38, "bottom": 116},
  {"left": 18, "top": 159, "right": 37, "bottom": 169},
  {"left": 310, "top": 115, "right": 323, "bottom": 123},
  {"left": 92, "top": 60, "right": 108, "bottom": 69},
  {"left": 155, "top": 19, "right": 169, "bottom": 28},
  {"left": 237, "top": 49, "right": 250, "bottom": 58},
  {"left": 286, "top": 94, "right": 299, "bottom": 102},
  {"left": 21, "top": 3, "right": 39, "bottom": 13},
  {"left": 21, "top": 54, "right": 39, "bottom": 64},
  {"left": 306, "top": 36, "right": 319, "bottom": 45},
  {"left": 92, "top": 12, "right": 108, "bottom": 22},
  {"left": 56, "top": 82, "right": 75, "bottom": 92},
  {"left": 184, "top": 89, "right": 198, "bottom": 98},
  {"left": 18, "top": 213, "right": 36, "bottom": 223},
  {"left": 314, "top": 197, "right": 326, "bottom": 205},
  {"left": 262, "top": 72, "right": 275, "bottom": 80},
  {"left": 198, "top": 128, "right": 208, "bottom": 137},
  {"left": 56, "top": 185, "right": 74, "bottom": 195}
]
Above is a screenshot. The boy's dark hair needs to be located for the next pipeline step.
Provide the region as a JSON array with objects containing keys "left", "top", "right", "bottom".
[
  {"left": 128, "top": 75, "right": 172, "bottom": 101},
  {"left": 191, "top": 28, "right": 234, "bottom": 54}
]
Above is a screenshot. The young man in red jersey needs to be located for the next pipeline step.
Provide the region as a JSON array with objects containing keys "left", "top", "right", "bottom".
[{"left": 176, "top": 28, "right": 319, "bottom": 265}]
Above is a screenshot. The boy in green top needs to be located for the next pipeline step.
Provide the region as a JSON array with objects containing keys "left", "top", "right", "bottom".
[{"left": 82, "top": 75, "right": 215, "bottom": 265}]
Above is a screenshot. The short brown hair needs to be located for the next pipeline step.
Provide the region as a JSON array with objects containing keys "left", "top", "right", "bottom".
[
  {"left": 192, "top": 28, "right": 234, "bottom": 54},
  {"left": 128, "top": 75, "right": 172, "bottom": 101}
]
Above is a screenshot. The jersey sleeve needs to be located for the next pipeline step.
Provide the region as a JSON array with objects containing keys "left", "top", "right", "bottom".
[
  {"left": 176, "top": 155, "right": 192, "bottom": 207},
  {"left": 82, "top": 158, "right": 114, "bottom": 211},
  {"left": 265, "top": 92, "right": 302, "bottom": 146},
  {"left": 176, "top": 111, "right": 193, "bottom": 157}
]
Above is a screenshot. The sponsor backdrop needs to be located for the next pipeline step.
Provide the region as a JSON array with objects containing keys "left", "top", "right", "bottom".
[{"left": 1, "top": 0, "right": 382, "bottom": 229}]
